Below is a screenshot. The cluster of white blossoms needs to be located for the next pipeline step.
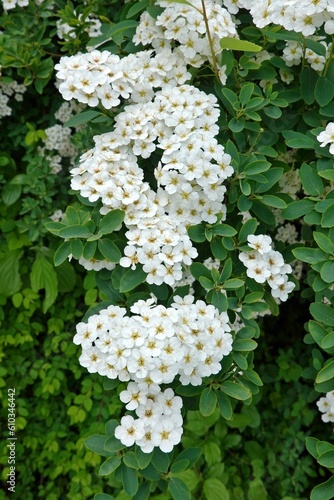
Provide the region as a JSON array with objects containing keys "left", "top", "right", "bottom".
[
  {"left": 116, "top": 385, "right": 183, "bottom": 453},
  {"left": 0, "top": 79, "right": 27, "bottom": 118},
  {"left": 317, "top": 391, "right": 334, "bottom": 423},
  {"left": 56, "top": 14, "right": 102, "bottom": 41},
  {"left": 239, "top": 234, "right": 295, "bottom": 302},
  {"left": 227, "top": 0, "right": 334, "bottom": 35},
  {"left": 133, "top": 0, "right": 237, "bottom": 78},
  {"left": 56, "top": 48, "right": 233, "bottom": 284},
  {"left": 1, "top": 0, "right": 28, "bottom": 10},
  {"left": 282, "top": 41, "right": 328, "bottom": 72},
  {"left": 317, "top": 122, "right": 334, "bottom": 154},
  {"left": 74, "top": 295, "right": 233, "bottom": 387}
]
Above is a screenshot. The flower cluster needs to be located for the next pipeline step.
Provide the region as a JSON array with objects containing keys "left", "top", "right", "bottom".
[
  {"left": 0, "top": 79, "right": 27, "bottom": 118},
  {"left": 74, "top": 295, "right": 233, "bottom": 387},
  {"left": 56, "top": 14, "right": 102, "bottom": 41},
  {"left": 316, "top": 391, "right": 334, "bottom": 423},
  {"left": 282, "top": 40, "right": 328, "bottom": 71},
  {"left": 116, "top": 385, "right": 183, "bottom": 453},
  {"left": 56, "top": 48, "right": 233, "bottom": 284},
  {"left": 134, "top": 0, "right": 236, "bottom": 72},
  {"left": 239, "top": 234, "right": 295, "bottom": 302},
  {"left": 229, "top": 0, "right": 334, "bottom": 35}
]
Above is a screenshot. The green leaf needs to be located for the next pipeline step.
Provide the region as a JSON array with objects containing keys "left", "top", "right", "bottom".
[
  {"left": 261, "top": 195, "right": 287, "bottom": 209},
  {"left": 233, "top": 339, "right": 257, "bottom": 351},
  {"left": 299, "top": 163, "right": 324, "bottom": 196},
  {"left": 170, "top": 459, "right": 190, "bottom": 473},
  {"left": 300, "top": 66, "right": 318, "bottom": 105},
  {"left": 119, "top": 266, "right": 147, "bottom": 293},
  {"left": 321, "top": 332, "right": 334, "bottom": 349},
  {"left": 121, "top": 464, "right": 138, "bottom": 496},
  {"left": 152, "top": 448, "right": 171, "bottom": 473},
  {"left": 220, "top": 37, "right": 261, "bottom": 52},
  {"left": 239, "top": 218, "right": 258, "bottom": 243},
  {"left": 210, "top": 238, "right": 227, "bottom": 260},
  {"left": 203, "top": 478, "right": 230, "bottom": 500},
  {"left": 199, "top": 276, "right": 215, "bottom": 289},
  {"left": 310, "top": 476, "right": 334, "bottom": 500},
  {"left": 292, "top": 247, "right": 327, "bottom": 264},
  {"left": 310, "top": 302, "right": 334, "bottom": 327},
  {"left": 223, "top": 278, "right": 244, "bottom": 290},
  {"left": 315, "top": 77, "right": 334, "bottom": 107},
  {"left": 172, "top": 448, "right": 202, "bottom": 468},
  {"left": 135, "top": 448, "right": 154, "bottom": 470},
  {"left": 239, "top": 83, "right": 254, "bottom": 105},
  {"left": 316, "top": 359, "right": 334, "bottom": 384},
  {"left": 281, "top": 200, "right": 315, "bottom": 220},
  {"left": 0, "top": 250, "right": 22, "bottom": 296},
  {"left": 306, "top": 437, "right": 320, "bottom": 460},
  {"left": 98, "top": 239, "right": 121, "bottom": 262},
  {"left": 110, "top": 19, "right": 139, "bottom": 38},
  {"left": 317, "top": 450, "right": 334, "bottom": 468},
  {"left": 221, "top": 380, "right": 252, "bottom": 400},
  {"left": 99, "top": 456, "right": 122, "bottom": 476},
  {"left": 99, "top": 210, "right": 125, "bottom": 235},
  {"left": 244, "top": 160, "right": 271, "bottom": 175},
  {"left": 30, "top": 258, "right": 58, "bottom": 313},
  {"left": 168, "top": 477, "right": 191, "bottom": 500},
  {"left": 320, "top": 261, "right": 334, "bottom": 283},
  {"left": 65, "top": 110, "right": 103, "bottom": 127},
  {"left": 58, "top": 224, "right": 93, "bottom": 239},
  {"left": 188, "top": 224, "right": 206, "bottom": 242},
  {"left": 190, "top": 262, "right": 212, "bottom": 281},
  {"left": 211, "top": 224, "right": 237, "bottom": 237},
  {"left": 248, "top": 479, "right": 268, "bottom": 500},
  {"left": 126, "top": 0, "right": 150, "bottom": 18},
  {"left": 209, "top": 289, "right": 228, "bottom": 313},
  {"left": 84, "top": 435, "right": 114, "bottom": 457},
  {"left": 318, "top": 169, "right": 334, "bottom": 181},
  {"left": 199, "top": 388, "right": 217, "bottom": 417},
  {"left": 282, "top": 130, "right": 315, "bottom": 149},
  {"left": 315, "top": 232, "right": 334, "bottom": 255},
  {"left": 321, "top": 203, "right": 334, "bottom": 228},
  {"left": 2, "top": 183, "right": 21, "bottom": 205},
  {"left": 55, "top": 261, "right": 76, "bottom": 293},
  {"left": 217, "top": 391, "right": 233, "bottom": 420}
]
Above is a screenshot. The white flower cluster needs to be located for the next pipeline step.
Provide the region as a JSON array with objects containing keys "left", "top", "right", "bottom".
[
  {"left": 56, "top": 48, "right": 233, "bottom": 284},
  {"left": 78, "top": 256, "right": 115, "bottom": 272},
  {"left": 134, "top": 0, "right": 236, "bottom": 70},
  {"left": 56, "top": 15, "right": 102, "bottom": 41},
  {"left": 74, "top": 295, "right": 233, "bottom": 387},
  {"left": 54, "top": 100, "right": 85, "bottom": 124},
  {"left": 282, "top": 41, "right": 328, "bottom": 71},
  {"left": 239, "top": 234, "right": 295, "bottom": 302},
  {"left": 317, "top": 391, "right": 334, "bottom": 423},
  {"left": 0, "top": 79, "right": 27, "bottom": 118},
  {"left": 317, "top": 122, "right": 334, "bottom": 154},
  {"left": 116, "top": 385, "right": 183, "bottom": 453},
  {"left": 228, "top": 0, "right": 334, "bottom": 35},
  {"left": 1, "top": 0, "right": 28, "bottom": 10},
  {"left": 43, "top": 124, "right": 77, "bottom": 158}
]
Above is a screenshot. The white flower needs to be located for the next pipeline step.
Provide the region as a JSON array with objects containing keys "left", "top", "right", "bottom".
[
  {"left": 247, "top": 234, "right": 272, "bottom": 254},
  {"left": 115, "top": 415, "right": 145, "bottom": 447},
  {"left": 152, "top": 418, "right": 183, "bottom": 453}
]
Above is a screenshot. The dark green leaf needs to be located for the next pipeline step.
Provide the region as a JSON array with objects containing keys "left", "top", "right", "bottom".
[
  {"left": 199, "top": 388, "right": 217, "bottom": 417},
  {"left": 119, "top": 266, "right": 147, "bottom": 293},
  {"left": 98, "top": 239, "right": 121, "bottom": 262},
  {"left": 99, "top": 456, "right": 122, "bottom": 476},
  {"left": 99, "top": 210, "right": 125, "bottom": 235},
  {"left": 168, "top": 477, "right": 191, "bottom": 500}
]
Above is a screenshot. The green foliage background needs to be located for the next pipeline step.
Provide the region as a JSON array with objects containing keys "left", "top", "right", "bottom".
[{"left": 1, "top": 1, "right": 334, "bottom": 499}]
